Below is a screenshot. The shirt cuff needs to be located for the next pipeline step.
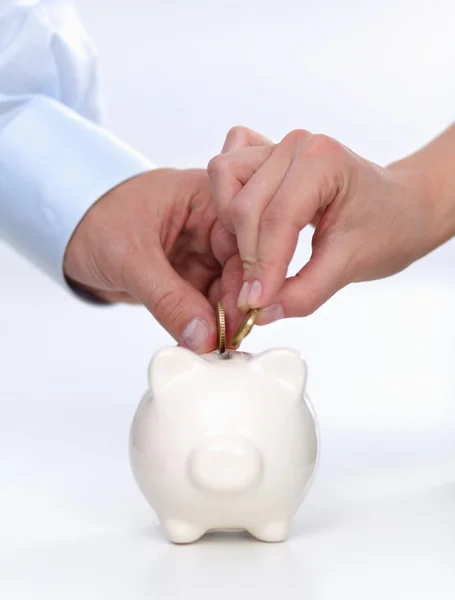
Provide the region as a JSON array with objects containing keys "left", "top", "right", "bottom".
[{"left": 0, "top": 94, "right": 155, "bottom": 293}]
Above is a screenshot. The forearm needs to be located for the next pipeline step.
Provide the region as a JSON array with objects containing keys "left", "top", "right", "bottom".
[{"left": 388, "top": 123, "right": 455, "bottom": 250}]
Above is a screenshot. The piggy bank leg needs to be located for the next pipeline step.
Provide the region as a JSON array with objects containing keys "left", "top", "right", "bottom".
[
  {"left": 163, "top": 519, "right": 206, "bottom": 544},
  {"left": 248, "top": 520, "right": 290, "bottom": 543}
]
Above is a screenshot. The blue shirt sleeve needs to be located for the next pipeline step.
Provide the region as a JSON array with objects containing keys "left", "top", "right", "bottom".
[{"left": 0, "top": 0, "right": 155, "bottom": 289}]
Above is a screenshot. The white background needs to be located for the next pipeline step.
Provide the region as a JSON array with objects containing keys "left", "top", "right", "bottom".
[{"left": 1, "top": 0, "right": 455, "bottom": 598}]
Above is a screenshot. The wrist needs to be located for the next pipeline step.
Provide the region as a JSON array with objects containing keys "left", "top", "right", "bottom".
[{"left": 387, "top": 157, "right": 455, "bottom": 253}]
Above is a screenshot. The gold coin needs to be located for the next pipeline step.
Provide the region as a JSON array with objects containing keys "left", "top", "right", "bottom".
[
  {"left": 230, "top": 309, "right": 259, "bottom": 350},
  {"left": 216, "top": 301, "right": 227, "bottom": 354}
]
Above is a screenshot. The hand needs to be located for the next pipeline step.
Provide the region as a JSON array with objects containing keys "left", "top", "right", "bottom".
[
  {"left": 208, "top": 126, "right": 439, "bottom": 323},
  {"left": 63, "top": 168, "right": 240, "bottom": 352}
]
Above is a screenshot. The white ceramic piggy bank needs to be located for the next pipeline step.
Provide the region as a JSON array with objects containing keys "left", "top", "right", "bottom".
[{"left": 129, "top": 346, "right": 318, "bottom": 543}]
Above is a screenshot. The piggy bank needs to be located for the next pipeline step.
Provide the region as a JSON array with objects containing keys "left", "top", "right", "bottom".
[{"left": 129, "top": 346, "right": 318, "bottom": 543}]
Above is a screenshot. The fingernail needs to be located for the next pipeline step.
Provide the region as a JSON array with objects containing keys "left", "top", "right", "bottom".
[
  {"left": 237, "top": 281, "right": 250, "bottom": 308},
  {"left": 258, "top": 303, "right": 285, "bottom": 325},
  {"left": 182, "top": 317, "right": 209, "bottom": 352},
  {"left": 247, "top": 279, "right": 262, "bottom": 307}
]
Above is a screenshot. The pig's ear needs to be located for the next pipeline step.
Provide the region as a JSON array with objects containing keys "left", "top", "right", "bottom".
[
  {"left": 249, "top": 348, "right": 307, "bottom": 395},
  {"left": 148, "top": 346, "right": 206, "bottom": 393}
]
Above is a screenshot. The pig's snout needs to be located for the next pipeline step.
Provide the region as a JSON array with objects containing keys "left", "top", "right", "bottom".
[{"left": 187, "top": 435, "right": 263, "bottom": 493}]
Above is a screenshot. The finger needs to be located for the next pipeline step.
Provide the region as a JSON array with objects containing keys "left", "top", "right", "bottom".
[
  {"left": 248, "top": 152, "right": 320, "bottom": 308},
  {"left": 209, "top": 219, "right": 245, "bottom": 341},
  {"left": 206, "top": 253, "right": 246, "bottom": 350},
  {"left": 208, "top": 145, "right": 274, "bottom": 233},
  {"left": 209, "top": 219, "right": 239, "bottom": 266},
  {"left": 206, "top": 253, "right": 245, "bottom": 346},
  {"left": 249, "top": 133, "right": 344, "bottom": 308},
  {"left": 221, "top": 125, "right": 273, "bottom": 153},
  {"left": 125, "top": 247, "right": 217, "bottom": 354},
  {"left": 219, "top": 252, "right": 245, "bottom": 343}
]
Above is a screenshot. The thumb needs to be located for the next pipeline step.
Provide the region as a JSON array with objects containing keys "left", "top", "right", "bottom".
[
  {"left": 125, "top": 248, "right": 217, "bottom": 353},
  {"left": 270, "top": 236, "right": 355, "bottom": 320}
]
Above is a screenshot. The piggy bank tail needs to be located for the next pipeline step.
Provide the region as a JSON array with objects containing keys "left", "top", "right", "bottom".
[{"left": 187, "top": 435, "right": 263, "bottom": 494}]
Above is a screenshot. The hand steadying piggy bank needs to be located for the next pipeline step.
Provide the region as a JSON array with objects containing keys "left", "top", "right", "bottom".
[{"left": 129, "top": 346, "right": 318, "bottom": 543}]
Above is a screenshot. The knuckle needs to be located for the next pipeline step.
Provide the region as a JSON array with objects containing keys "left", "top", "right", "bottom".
[
  {"left": 257, "top": 255, "right": 275, "bottom": 270},
  {"left": 241, "top": 253, "right": 275, "bottom": 275},
  {"left": 263, "top": 206, "right": 283, "bottom": 226},
  {"left": 261, "top": 207, "right": 284, "bottom": 231},
  {"left": 307, "top": 133, "right": 343, "bottom": 158},
  {"left": 226, "top": 125, "right": 249, "bottom": 142},
  {"left": 255, "top": 254, "right": 278, "bottom": 275},
  {"left": 241, "top": 256, "right": 256, "bottom": 273},
  {"left": 281, "top": 128, "right": 311, "bottom": 147},
  {"left": 150, "top": 286, "right": 185, "bottom": 327},
  {"left": 207, "top": 153, "right": 231, "bottom": 177}
]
